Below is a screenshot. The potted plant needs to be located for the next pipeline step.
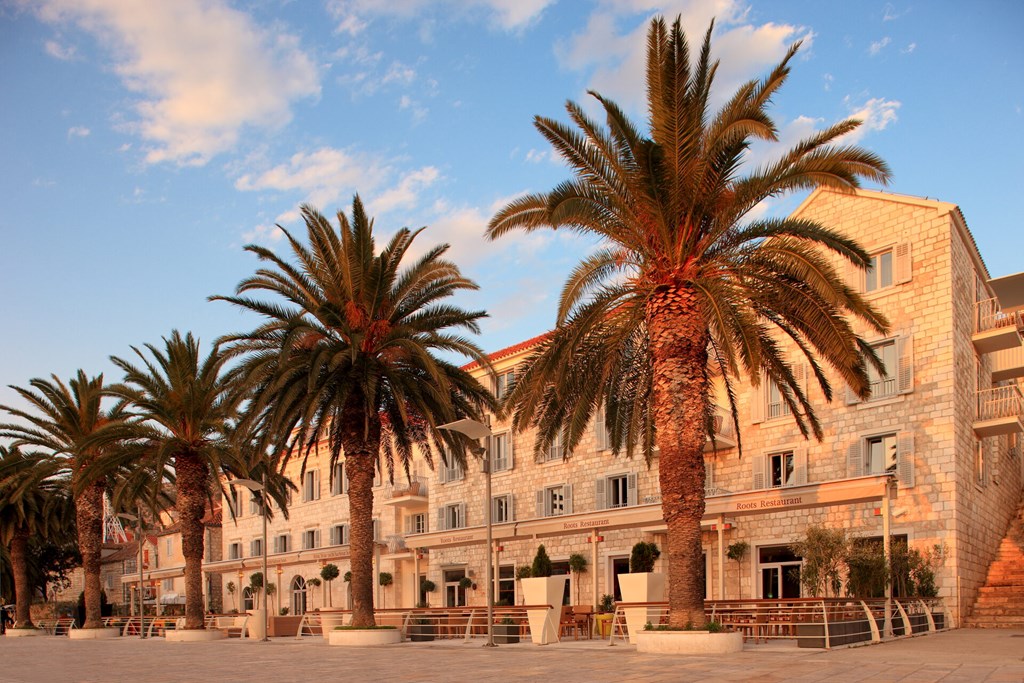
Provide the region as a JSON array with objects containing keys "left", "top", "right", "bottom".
[
  {"left": 321, "top": 564, "right": 340, "bottom": 608},
  {"left": 619, "top": 541, "right": 664, "bottom": 644},
  {"left": 318, "top": 564, "right": 346, "bottom": 633},
  {"left": 379, "top": 572, "right": 393, "bottom": 609},
  {"left": 493, "top": 615, "right": 520, "bottom": 644},
  {"left": 458, "top": 576, "right": 474, "bottom": 596},
  {"left": 246, "top": 572, "right": 268, "bottom": 640},
  {"left": 726, "top": 541, "right": 748, "bottom": 599},
  {"left": 519, "top": 545, "right": 566, "bottom": 645},
  {"left": 594, "top": 594, "right": 615, "bottom": 638},
  {"left": 568, "top": 553, "right": 588, "bottom": 605}
]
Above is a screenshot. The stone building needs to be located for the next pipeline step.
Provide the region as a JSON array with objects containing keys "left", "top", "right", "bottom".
[{"left": 207, "top": 188, "right": 1024, "bottom": 626}]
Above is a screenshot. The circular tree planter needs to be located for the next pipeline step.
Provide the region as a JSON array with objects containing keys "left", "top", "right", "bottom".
[
  {"left": 165, "top": 629, "right": 227, "bottom": 642},
  {"left": 328, "top": 628, "right": 401, "bottom": 646},
  {"left": 69, "top": 628, "right": 121, "bottom": 640},
  {"left": 635, "top": 630, "right": 743, "bottom": 655},
  {"left": 5, "top": 628, "right": 41, "bottom": 637}
]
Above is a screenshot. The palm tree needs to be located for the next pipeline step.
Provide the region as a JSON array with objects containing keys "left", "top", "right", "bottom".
[
  {"left": 486, "top": 16, "right": 890, "bottom": 626},
  {"left": 0, "top": 447, "right": 71, "bottom": 628},
  {"left": 0, "top": 371, "right": 125, "bottom": 629},
  {"left": 105, "top": 331, "right": 244, "bottom": 630},
  {"left": 213, "top": 196, "right": 494, "bottom": 627}
]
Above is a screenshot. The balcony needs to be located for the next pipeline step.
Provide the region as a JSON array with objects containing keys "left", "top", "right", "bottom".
[
  {"left": 383, "top": 476, "right": 429, "bottom": 509},
  {"left": 704, "top": 406, "right": 738, "bottom": 453},
  {"left": 972, "top": 298, "right": 1023, "bottom": 354},
  {"left": 974, "top": 385, "right": 1024, "bottom": 437},
  {"left": 992, "top": 346, "right": 1024, "bottom": 382}
]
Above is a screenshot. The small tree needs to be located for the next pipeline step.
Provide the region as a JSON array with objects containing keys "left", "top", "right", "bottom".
[
  {"left": 791, "top": 526, "right": 848, "bottom": 598},
  {"left": 249, "top": 572, "right": 265, "bottom": 606},
  {"left": 266, "top": 582, "right": 277, "bottom": 614},
  {"left": 531, "top": 545, "right": 553, "bottom": 578},
  {"left": 307, "top": 577, "right": 322, "bottom": 610},
  {"left": 420, "top": 579, "right": 436, "bottom": 607},
  {"left": 568, "top": 553, "right": 588, "bottom": 605},
  {"left": 379, "top": 572, "right": 393, "bottom": 608},
  {"left": 225, "top": 581, "right": 236, "bottom": 611},
  {"left": 726, "top": 541, "right": 749, "bottom": 599},
  {"left": 320, "top": 564, "right": 339, "bottom": 607},
  {"left": 846, "top": 539, "right": 888, "bottom": 598},
  {"left": 630, "top": 542, "right": 660, "bottom": 573}
]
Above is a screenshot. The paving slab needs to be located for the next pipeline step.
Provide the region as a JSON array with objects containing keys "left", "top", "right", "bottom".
[{"left": 1, "top": 628, "right": 1022, "bottom": 683}]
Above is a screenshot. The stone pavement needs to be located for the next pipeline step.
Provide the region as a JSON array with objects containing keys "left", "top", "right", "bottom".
[{"left": 2, "top": 628, "right": 1023, "bottom": 683}]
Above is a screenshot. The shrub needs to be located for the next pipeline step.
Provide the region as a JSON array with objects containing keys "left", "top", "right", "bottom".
[
  {"left": 531, "top": 545, "right": 553, "bottom": 578},
  {"left": 420, "top": 579, "right": 436, "bottom": 593},
  {"left": 320, "top": 564, "right": 340, "bottom": 583},
  {"left": 790, "top": 525, "right": 847, "bottom": 597},
  {"left": 379, "top": 572, "right": 394, "bottom": 587},
  {"left": 458, "top": 577, "right": 473, "bottom": 590},
  {"left": 599, "top": 594, "right": 614, "bottom": 614},
  {"left": 515, "top": 565, "right": 532, "bottom": 580},
  {"left": 630, "top": 542, "right": 660, "bottom": 573}
]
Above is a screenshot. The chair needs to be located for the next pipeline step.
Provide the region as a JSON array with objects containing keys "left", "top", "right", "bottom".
[
  {"left": 558, "top": 605, "right": 574, "bottom": 640},
  {"left": 572, "top": 605, "right": 593, "bottom": 639}
]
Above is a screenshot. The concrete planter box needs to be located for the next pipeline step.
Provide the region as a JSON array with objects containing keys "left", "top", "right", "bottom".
[
  {"left": 635, "top": 630, "right": 743, "bottom": 654},
  {"left": 268, "top": 614, "right": 303, "bottom": 638},
  {"left": 328, "top": 628, "right": 401, "bottom": 646},
  {"left": 521, "top": 576, "right": 567, "bottom": 645},
  {"left": 246, "top": 609, "right": 267, "bottom": 640},
  {"left": 619, "top": 572, "right": 666, "bottom": 644},
  {"left": 68, "top": 628, "right": 120, "bottom": 640},
  {"left": 5, "top": 628, "right": 41, "bottom": 637},
  {"left": 408, "top": 622, "right": 436, "bottom": 642},
  {"left": 319, "top": 609, "right": 348, "bottom": 634},
  {"left": 796, "top": 619, "right": 873, "bottom": 648},
  {"left": 165, "top": 629, "right": 227, "bottom": 642},
  {"left": 493, "top": 623, "right": 520, "bottom": 644}
]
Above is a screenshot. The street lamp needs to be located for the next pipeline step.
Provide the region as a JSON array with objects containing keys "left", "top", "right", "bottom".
[
  {"left": 230, "top": 476, "right": 268, "bottom": 642},
  {"left": 439, "top": 418, "right": 496, "bottom": 648},
  {"left": 117, "top": 510, "right": 146, "bottom": 638}
]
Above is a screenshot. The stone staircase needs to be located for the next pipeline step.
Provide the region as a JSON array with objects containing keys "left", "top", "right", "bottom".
[{"left": 964, "top": 501, "right": 1024, "bottom": 628}]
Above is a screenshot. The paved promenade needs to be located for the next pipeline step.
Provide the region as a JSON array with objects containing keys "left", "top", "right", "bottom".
[{"left": 2, "top": 628, "right": 1022, "bottom": 682}]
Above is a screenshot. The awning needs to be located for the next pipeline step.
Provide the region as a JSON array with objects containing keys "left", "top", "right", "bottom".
[{"left": 159, "top": 593, "right": 186, "bottom": 605}]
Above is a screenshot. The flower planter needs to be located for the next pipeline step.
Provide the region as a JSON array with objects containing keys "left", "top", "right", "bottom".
[
  {"left": 328, "top": 627, "right": 401, "bottom": 646},
  {"left": 408, "top": 622, "right": 436, "bottom": 642},
  {"left": 165, "top": 628, "right": 227, "bottom": 642},
  {"left": 796, "top": 619, "right": 873, "bottom": 648},
  {"left": 635, "top": 630, "right": 743, "bottom": 654},
  {"left": 493, "top": 623, "right": 520, "bottom": 644},
  {"left": 68, "top": 627, "right": 120, "bottom": 640},
  {"left": 246, "top": 609, "right": 267, "bottom": 640},
  {"left": 5, "top": 627, "right": 41, "bottom": 637},
  {"left": 618, "top": 572, "right": 665, "bottom": 644},
  {"left": 520, "top": 576, "right": 567, "bottom": 645}
]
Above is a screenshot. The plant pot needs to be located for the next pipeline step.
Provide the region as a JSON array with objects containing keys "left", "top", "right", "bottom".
[
  {"left": 618, "top": 572, "right": 665, "bottom": 644},
  {"left": 246, "top": 609, "right": 267, "bottom": 640},
  {"left": 635, "top": 630, "right": 743, "bottom": 654},
  {"left": 328, "top": 627, "right": 401, "bottom": 646},
  {"left": 521, "top": 576, "right": 567, "bottom": 645},
  {"left": 408, "top": 622, "right": 436, "bottom": 642},
  {"left": 320, "top": 609, "right": 348, "bottom": 635},
  {"left": 493, "top": 623, "right": 520, "bottom": 644}
]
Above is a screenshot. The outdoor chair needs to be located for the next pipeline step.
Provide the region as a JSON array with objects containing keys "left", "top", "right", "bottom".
[{"left": 572, "top": 605, "right": 593, "bottom": 639}]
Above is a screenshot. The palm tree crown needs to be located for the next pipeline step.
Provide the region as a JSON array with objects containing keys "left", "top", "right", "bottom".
[
  {"left": 214, "top": 196, "right": 494, "bottom": 627},
  {"left": 487, "top": 16, "right": 891, "bottom": 626}
]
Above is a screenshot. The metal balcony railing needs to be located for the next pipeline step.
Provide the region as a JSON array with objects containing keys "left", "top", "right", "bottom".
[
  {"left": 976, "top": 385, "right": 1024, "bottom": 422},
  {"left": 975, "top": 297, "right": 1024, "bottom": 335},
  {"left": 384, "top": 475, "right": 428, "bottom": 500}
]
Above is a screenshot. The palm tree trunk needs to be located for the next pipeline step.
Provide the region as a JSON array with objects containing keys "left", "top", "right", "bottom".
[
  {"left": 10, "top": 528, "right": 33, "bottom": 627},
  {"left": 76, "top": 480, "right": 105, "bottom": 629},
  {"left": 647, "top": 284, "right": 710, "bottom": 628},
  {"left": 175, "top": 453, "right": 210, "bottom": 630},
  {"left": 341, "top": 401, "right": 381, "bottom": 628}
]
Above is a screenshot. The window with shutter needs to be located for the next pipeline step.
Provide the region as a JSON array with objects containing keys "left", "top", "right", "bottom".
[
  {"left": 790, "top": 449, "right": 808, "bottom": 486},
  {"left": 894, "top": 242, "right": 912, "bottom": 284},
  {"left": 492, "top": 432, "right": 512, "bottom": 472},
  {"left": 331, "top": 463, "right": 345, "bottom": 496},
  {"left": 896, "top": 432, "right": 915, "bottom": 487},
  {"left": 752, "top": 455, "right": 766, "bottom": 490},
  {"left": 372, "top": 519, "right": 381, "bottom": 540},
  {"left": 595, "top": 405, "right": 610, "bottom": 451},
  {"left": 544, "top": 432, "right": 563, "bottom": 462},
  {"left": 595, "top": 477, "right": 607, "bottom": 510},
  {"left": 492, "top": 494, "right": 513, "bottom": 523}
]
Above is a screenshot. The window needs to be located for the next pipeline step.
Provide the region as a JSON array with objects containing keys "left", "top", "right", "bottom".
[
  {"left": 766, "top": 379, "right": 792, "bottom": 420},
  {"left": 228, "top": 542, "right": 242, "bottom": 560},
  {"left": 250, "top": 538, "right": 263, "bottom": 557},
  {"left": 330, "top": 524, "right": 349, "bottom": 546},
  {"left": 491, "top": 432, "right": 513, "bottom": 472},
  {"left": 866, "top": 340, "right": 898, "bottom": 399},
  {"left": 162, "top": 578, "right": 174, "bottom": 592},
  {"left": 437, "top": 503, "right": 466, "bottom": 531},
  {"left": 242, "top": 586, "right": 254, "bottom": 611},
  {"left": 492, "top": 494, "right": 514, "bottom": 523},
  {"left": 543, "top": 432, "right": 563, "bottom": 462},
  {"left": 444, "top": 569, "right": 467, "bottom": 607},
  {"left": 866, "top": 434, "right": 897, "bottom": 475},
  {"left": 848, "top": 337, "right": 913, "bottom": 403},
  {"left": 249, "top": 492, "right": 261, "bottom": 515},
  {"left": 165, "top": 538, "right": 173, "bottom": 558},
  {"left": 331, "top": 462, "right": 347, "bottom": 495},
  {"left": 440, "top": 457, "right": 464, "bottom": 484},
  {"left": 537, "top": 484, "right": 573, "bottom": 517},
  {"left": 498, "top": 565, "right": 515, "bottom": 606},
  {"left": 302, "top": 528, "right": 321, "bottom": 550},
  {"left": 302, "top": 470, "right": 320, "bottom": 502},
  {"left": 273, "top": 534, "right": 291, "bottom": 554},
  {"left": 976, "top": 439, "right": 989, "bottom": 487},
  {"left": 595, "top": 404, "right": 610, "bottom": 451},
  {"left": 847, "top": 431, "right": 915, "bottom": 487},
  {"left": 752, "top": 449, "right": 807, "bottom": 489},
  {"left": 865, "top": 249, "right": 893, "bottom": 292},
  {"left": 494, "top": 370, "right": 515, "bottom": 400},
  {"left": 596, "top": 473, "right": 637, "bottom": 509},
  {"left": 229, "top": 488, "right": 242, "bottom": 517},
  {"left": 373, "top": 519, "right": 381, "bottom": 541},
  {"left": 291, "top": 576, "right": 307, "bottom": 616},
  {"left": 104, "top": 574, "right": 116, "bottom": 591},
  {"left": 405, "top": 513, "right": 426, "bottom": 535}
]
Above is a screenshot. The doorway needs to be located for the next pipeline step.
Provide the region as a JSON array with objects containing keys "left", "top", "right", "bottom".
[{"left": 758, "top": 545, "right": 802, "bottom": 599}]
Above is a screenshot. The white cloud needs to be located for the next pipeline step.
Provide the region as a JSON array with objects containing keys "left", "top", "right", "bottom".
[
  {"left": 44, "top": 39, "right": 76, "bottom": 60},
  {"left": 33, "top": 0, "right": 320, "bottom": 166},
  {"left": 326, "top": 0, "right": 554, "bottom": 32},
  {"left": 524, "top": 148, "right": 550, "bottom": 163},
  {"left": 839, "top": 97, "right": 901, "bottom": 144},
  {"left": 823, "top": 72, "right": 834, "bottom": 91},
  {"left": 901, "top": 42, "right": 916, "bottom": 54},
  {"left": 869, "top": 36, "right": 891, "bottom": 56},
  {"left": 67, "top": 125, "right": 90, "bottom": 138},
  {"left": 398, "top": 94, "right": 428, "bottom": 122},
  {"left": 369, "top": 166, "right": 441, "bottom": 215},
  {"left": 241, "top": 223, "right": 285, "bottom": 244},
  {"left": 882, "top": 4, "right": 905, "bottom": 21}
]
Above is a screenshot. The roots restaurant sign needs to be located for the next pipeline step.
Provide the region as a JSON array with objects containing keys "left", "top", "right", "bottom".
[{"left": 733, "top": 496, "right": 804, "bottom": 511}]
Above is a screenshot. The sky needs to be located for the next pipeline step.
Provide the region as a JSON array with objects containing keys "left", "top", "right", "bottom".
[{"left": 1, "top": 0, "right": 1022, "bottom": 419}]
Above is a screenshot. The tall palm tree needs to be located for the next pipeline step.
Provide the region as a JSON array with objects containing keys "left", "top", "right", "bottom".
[
  {"left": 105, "top": 331, "right": 243, "bottom": 630},
  {"left": 0, "top": 371, "right": 124, "bottom": 629},
  {"left": 0, "top": 447, "right": 72, "bottom": 628},
  {"left": 213, "top": 196, "right": 494, "bottom": 627},
  {"left": 486, "top": 17, "right": 890, "bottom": 626}
]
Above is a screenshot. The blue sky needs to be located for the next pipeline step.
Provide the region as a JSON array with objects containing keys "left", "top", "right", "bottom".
[{"left": 1, "top": 0, "right": 1022, "bottom": 417}]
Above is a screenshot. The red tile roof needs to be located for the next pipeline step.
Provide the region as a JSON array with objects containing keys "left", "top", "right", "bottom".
[{"left": 462, "top": 332, "right": 549, "bottom": 371}]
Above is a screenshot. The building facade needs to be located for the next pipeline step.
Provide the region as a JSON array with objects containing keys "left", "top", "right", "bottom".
[{"left": 207, "top": 188, "right": 1024, "bottom": 626}]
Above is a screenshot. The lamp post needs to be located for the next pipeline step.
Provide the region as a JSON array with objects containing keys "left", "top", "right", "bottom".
[
  {"left": 117, "top": 509, "right": 146, "bottom": 638},
  {"left": 230, "top": 475, "right": 268, "bottom": 641},
  {"left": 439, "top": 418, "right": 496, "bottom": 648}
]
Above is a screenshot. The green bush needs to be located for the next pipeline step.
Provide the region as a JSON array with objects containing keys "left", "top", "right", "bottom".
[
  {"left": 630, "top": 542, "right": 660, "bottom": 573},
  {"left": 531, "top": 545, "right": 553, "bottom": 578}
]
